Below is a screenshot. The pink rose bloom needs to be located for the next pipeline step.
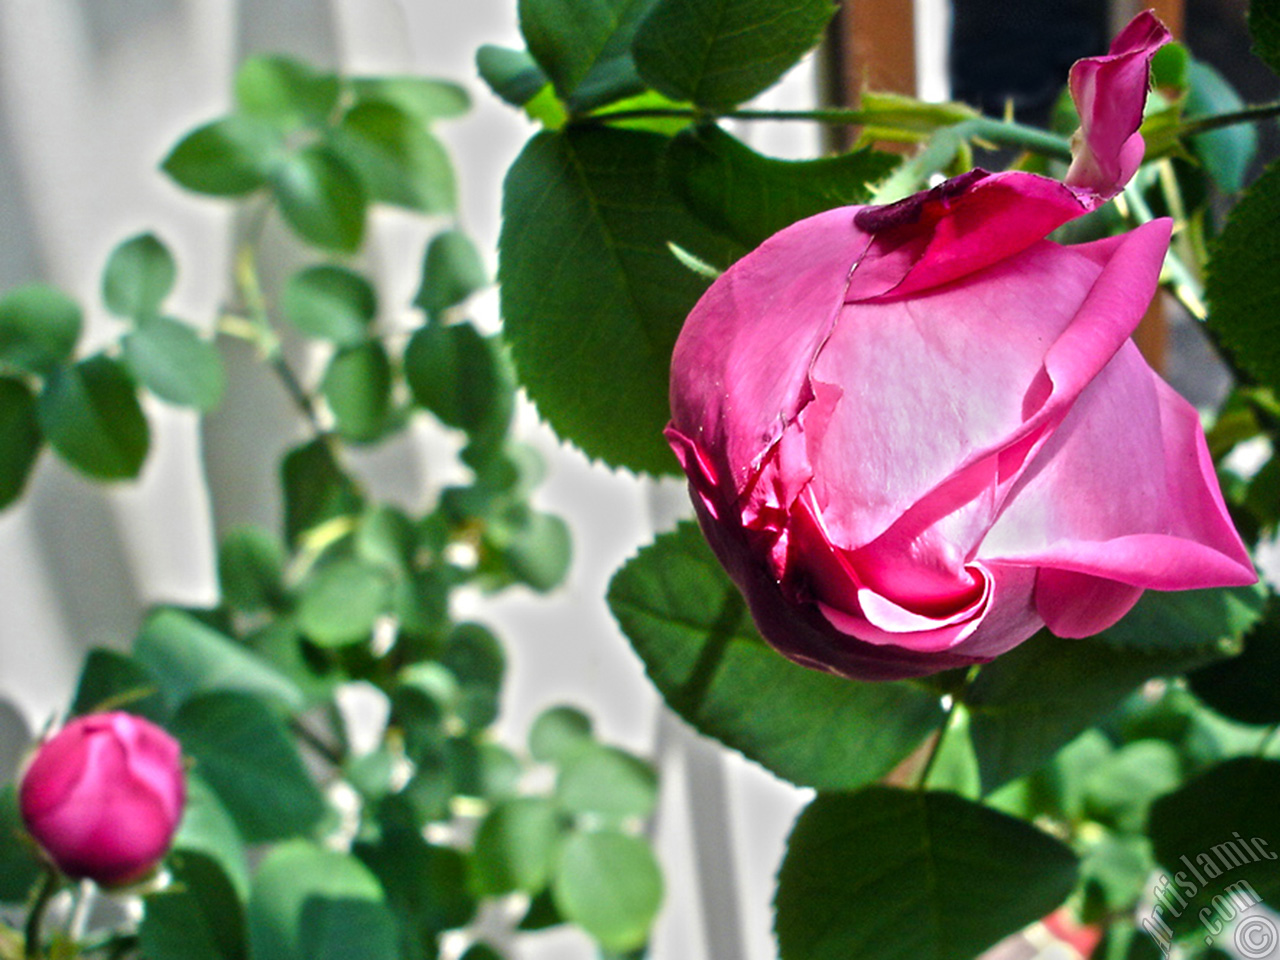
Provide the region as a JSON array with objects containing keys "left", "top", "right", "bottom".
[
  {"left": 20, "top": 711, "right": 186, "bottom": 886},
  {"left": 666, "top": 12, "right": 1255, "bottom": 682}
]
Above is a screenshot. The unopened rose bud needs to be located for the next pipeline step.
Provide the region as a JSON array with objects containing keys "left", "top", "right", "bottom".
[{"left": 19, "top": 711, "right": 186, "bottom": 887}]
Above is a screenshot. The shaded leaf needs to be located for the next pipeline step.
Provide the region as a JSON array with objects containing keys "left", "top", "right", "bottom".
[
  {"left": 102, "top": 233, "right": 177, "bottom": 319},
  {"left": 235, "top": 56, "right": 340, "bottom": 129},
  {"left": 0, "top": 283, "right": 82, "bottom": 376},
  {"left": 556, "top": 745, "right": 656, "bottom": 822},
  {"left": 296, "top": 556, "right": 392, "bottom": 647},
  {"left": 161, "top": 116, "right": 281, "bottom": 196},
  {"left": 470, "top": 797, "right": 561, "bottom": 895},
  {"left": 530, "top": 705, "right": 594, "bottom": 764},
  {"left": 552, "top": 829, "right": 662, "bottom": 952},
  {"left": 416, "top": 230, "right": 488, "bottom": 315},
  {"left": 333, "top": 101, "right": 457, "bottom": 213},
  {"left": 0, "top": 377, "right": 41, "bottom": 510},
  {"left": 282, "top": 265, "right": 377, "bottom": 346},
  {"left": 122, "top": 316, "right": 224, "bottom": 410},
  {"left": 38, "top": 354, "right": 148, "bottom": 480},
  {"left": 476, "top": 45, "right": 552, "bottom": 108},
  {"left": 271, "top": 145, "right": 366, "bottom": 253},
  {"left": 141, "top": 851, "right": 247, "bottom": 960},
  {"left": 403, "top": 321, "right": 513, "bottom": 444},
  {"left": 321, "top": 340, "right": 393, "bottom": 443},
  {"left": 350, "top": 76, "right": 470, "bottom": 121},
  {"left": 281, "top": 438, "right": 363, "bottom": 548}
]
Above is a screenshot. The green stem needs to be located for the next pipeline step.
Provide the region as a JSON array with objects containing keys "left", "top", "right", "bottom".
[
  {"left": 916, "top": 695, "right": 962, "bottom": 790},
  {"left": 1172, "top": 100, "right": 1280, "bottom": 139},
  {"left": 1259, "top": 722, "right": 1280, "bottom": 758},
  {"left": 24, "top": 868, "right": 60, "bottom": 960}
]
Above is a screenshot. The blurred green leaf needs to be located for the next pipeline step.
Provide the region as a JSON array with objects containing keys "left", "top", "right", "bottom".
[
  {"left": 460, "top": 945, "right": 504, "bottom": 960},
  {"left": 350, "top": 76, "right": 470, "bottom": 121},
  {"left": 173, "top": 773, "right": 250, "bottom": 899},
  {"left": 552, "top": 829, "right": 662, "bottom": 952},
  {"left": 668, "top": 125, "right": 899, "bottom": 249},
  {"left": 161, "top": 116, "right": 281, "bottom": 196},
  {"left": 235, "top": 56, "right": 340, "bottom": 129},
  {"left": 282, "top": 265, "right": 377, "bottom": 346},
  {"left": 476, "top": 45, "right": 551, "bottom": 108},
  {"left": 1078, "top": 834, "right": 1154, "bottom": 920},
  {"left": 281, "top": 438, "right": 363, "bottom": 548},
  {"left": 0, "top": 785, "right": 40, "bottom": 903},
  {"left": 172, "top": 691, "right": 325, "bottom": 843},
  {"left": 530, "top": 705, "right": 594, "bottom": 764},
  {"left": 38, "top": 354, "right": 148, "bottom": 480},
  {"left": 634, "top": 0, "right": 836, "bottom": 110},
  {"left": 134, "top": 606, "right": 303, "bottom": 712},
  {"left": 0, "top": 377, "right": 41, "bottom": 510},
  {"left": 141, "top": 851, "right": 247, "bottom": 960},
  {"left": 1185, "top": 60, "right": 1256, "bottom": 195},
  {"left": 1189, "top": 597, "right": 1280, "bottom": 725},
  {"left": 518, "top": 0, "right": 655, "bottom": 111},
  {"left": 556, "top": 744, "right": 656, "bottom": 822},
  {"left": 321, "top": 340, "right": 393, "bottom": 443},
  {"left": 1081, "top": 740, "right": 1183, "bottom": 833},
  {"left": 1249, "top": 0, "right": 1280, "bottom": 78},
  {"left": 442, "top": 623, "right": 505, "bottom": 730},
  {"left": 404, "top": 321, "right": 513, "bottom": 445},
  {"left": 70, "top": 648, "right": 167, "bottom": 720},
  {"left": 470, "top": 797, "right": 562, "bottom": 895},
  {"left": 494, "top": 509, "right": 572, "bottom": 593},
  {"left": 416, "top": 230, "right": 488, "bottom": 316},
  {"left": 102, "top": 233, "right": 177, "bottom": 319},
  {"left": 775, "top": 788, "right": 1078, "bottom": 960},
  {"left": 1103, "top": 585, "right": 1266, "bottom": 655},
  {"left": 218, "top": 526, "right": 287, "bottom": 614},
  {"left": 332, "top": 101, "right": 457, "bottom": 213},
  {"left": 499, "top": 127, "right": 739, "bottom": 473},
  {"left": 0, "top": 283, "right": 82, "bottom": 376},
  {"left": 271, "top": 144, "right": 366, "bottom": 253},
  {"left": 248, "top": 842, "right": 397, "bottom": 960},
  {"left": 296, "top": 556, "right": 392, "bottom": 647},
  {"left": 122, "top": 316, "right": 224, "bottom": 410},
  {"left": 608, "top": 523, "right": 944, "bottom": 790}
]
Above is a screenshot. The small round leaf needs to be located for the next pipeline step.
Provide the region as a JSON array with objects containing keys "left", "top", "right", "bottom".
[
  {"left": 122, "top": 316, "right": 224, "bottom": 410},
  {"left": 0, "top": 283, "right": 82, "bottom": 376},
  {"left": 296, "top": 556, "right": 392, "bottom": 647},
  {"left": 161, "top": 116, "right": 281, "bottom": 196},
  {"left": 416, "top": 229, "right": 488, "bottom": 315},
  {"left": 282, "top": 265, "right": 376, "bottom": 345},
  {"left": 102, "top": 233, "right": 177, "bottom": 319},
  {"left": 552, "top": 829, "right": 663, "bottom": 953},
  {"left": 321, "top": 340, "right": 393, "bottom": 443},
  {"left": 38, "top": 354, "right": 149, "bottom": 480},
  {"left": 271, "top": 145, "right": 366, "bottom": 253}
]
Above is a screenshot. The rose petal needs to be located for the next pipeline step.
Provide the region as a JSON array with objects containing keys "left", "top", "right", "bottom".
[{"left": 1035, "top": 568, "right": 1144, "bottom": 638}]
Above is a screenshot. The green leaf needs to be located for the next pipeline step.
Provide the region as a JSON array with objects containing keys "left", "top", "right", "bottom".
[
  {"left": 634, "top": 0, "right": 836, "bottom": 110},
  {"left": 0, "top": 785, "right": 40, "bottom": 903},
  {"left": 668, "top": 125, "right": 899, "bottom": 249},
  {"left": 1103, "top": 584, "right": 1268, "bottom": 656},
  {"left": 70, "top": 648, "right": 167, "bottom": 720},
  {"left": 234, "top": 56, "right": 340, "bottom": 129},
  {"left": 218, "top": 526, "right": 287, "bottom": 614},
  {"left": 0, "top": 377, "right": 41, "bottom": 510},
  {"left": 530, "top": 704, "right": 594, "bottom": 764},
  {"left": 282, "top": 265, "right": 377, "bottom": 346},
  {"left": 1249, "top": 0, "right": 1280, "bottom": 78},
  {"left": 133, "top": 606, "right": 303, "bottom": 712},
  {"left": 499, "top": 509, "right": 572, "bottom": 592},
  {"left": 1081, "top": 740, "right": 1183, "bottom": 834},
  {"left": 296, "top": 556, "right": 392, "bottom": 647},
  {"left": 415, "top": 230, "right": 488, "bottom": 316},
  {"left": 476, "top": 45, "right": 552, "bottom": 108},
  {"left": 141, "top": 851, "right": 247, "bottom": 960},
  {"left": 1185, "top": 61, "right": 1256, "bottom": 195},
  {"left": 102, "top": 233, "right": 177, "bottom": 319},
  {"left": 350, "top": 76, "right": 470, "bottom": 121},
  {"left": 321, "top": 340, "right": 393, "bottom": 443},
  {"left": 552, "top": 829, "right": 663, "bottom": 952},
  {"left": 1148, "top": 758, "right": 1280, "bottom": 934},
  {"left": 518, "top": 0, "right": 657, "bottom": 111},
  {"left": 248, "top": 842, "right": 397, "bottom": 960},
  {"left": 470, "top": 797, "right": 562, "bottom": 895},
  {"left": 271, "top": 144, "right": 366, "bottom": 253},
  {"left": 38, "top": 354, "right": 149, "bottom": 480},
  {"left": 122, "top": 316, "right": 225, "bottom": 410},
  {"left": 441, "top": 623, "right": 505, "bottom": 730},
  {"left": 281, "top": 438, "right": 364, "bottom": 548},
  {"left": 1207, "top": 160, "right": 1280, "bottom": 390},
  {"left": 161, "top": 116, "right": 282, "bottom": 196},
  {"left": 774, "top": 788, "right": 1079, "bottom": 960},
  {"left": 965, "top": 628, "right": 1233, "bottom": 795},
  {"left": 332, "top": 101, "right": 457, "bottom": 213},
  {"left": 1189, "top": 597, "right": 1280, "bottom": 725},
  {"left": 403, "top": 321, "right": 513, "bottom": 444},
  {"left": 355, "top": 827, "right": 476, "bottom": 948},
  {"left": 173, "top": 773, "right": 250, "bottom": 899},
  {"left": 172, "top": 691, "right": 325, "bottom": 843},
  {"left": 608, "top": 523, "right": 944, "bottom": 790},
  {"left": 499, "top": 127, "right": 739, "bottom": 473},
  {"left": 0, "top": 283, "right": 82, "bottom": 376},
  {"left": 556, "top": 744, "right": 656, "bottom": 822}
]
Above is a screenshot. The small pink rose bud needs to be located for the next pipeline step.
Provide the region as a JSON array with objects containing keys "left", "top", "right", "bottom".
[{"left": 19, "top": 711, "right": 186, "bottom": 887}]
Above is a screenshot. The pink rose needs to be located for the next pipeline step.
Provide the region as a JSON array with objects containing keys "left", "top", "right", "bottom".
[
  {"left": 666, "top": 12, "right": 1255, "bottom": 682},
  {"left": 19, "top": 711, "right": 186, "bottom": 886}
]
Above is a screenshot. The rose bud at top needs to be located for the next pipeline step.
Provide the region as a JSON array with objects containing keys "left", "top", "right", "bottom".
[
  {"left": 666, "top": 11, "right": 1256, "bottom": 682},
  {"left": 19, "top": 711, "right": 186, "bottom": 887}
]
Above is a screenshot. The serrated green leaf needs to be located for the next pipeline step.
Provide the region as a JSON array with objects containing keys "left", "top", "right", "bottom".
[
  {"left": 282, "top": 265, "right": 377, "bottom": 346},
  {"left": 0, "top": 283, "right": 82, "bottom": 376},
  {"left": 281, "top": 438, "right": 363, "bottom": 548},
  {"left": 161, "top": 116, "right": 282, "bottom": 196},
  {"left": 416, "top": 230, "right": 488, "bottom": 315},
  {"left": 633, "top": 0, "right": 836, "bottom": 110},
  {"left": 1207, "top": 160, "right": 1280, "bottom": 390},
  {"left": 470, "top": 797, "right": 562, "bottom": 895},
  {"left": 235, "top": 56, "right": 339, "bottom": 129},
  {"left": 38, "top": 354, "right": 149, "bottom": 480},
  {"left": 102, "top": 233, "right": 177, "bottom": 319},
  {"left": 321, "top": 340, "right": 393, "bottom": 443},
  {"left": 271, "top": 145, "right": 366, "bottom": 253},
  {"left": 332, "top": 101, "right": 457, "bottom": 213},
  {"left": 608, "top": 523, "right": 944, "bottom": 790},
  {"left": 518, "top": 0, "right": 657, "bottom": 111},
  {"left": 668, "top": 125, "right": 899, "bottom": 249},
  {"left": 499, "top": 127, "right": 739, "bottom": 474},
  {"left": 552, "top": 829, "right": 662, "bottom": 952},
  {"left": 476, "top": 45, "right": 552, "bottom": 108},
  {"left": 296, "top": 556, "right": 392, "bottom": 647},
  {"left": 350, "top": 76, "right": 470, "bottom": 121},
  {"left": 556, "top": 745, "right": 656, "bottom": 822},
  {"left": 0, "top": 377, "right": 41, "bottom": 510},
  {"left": 133, "top": 606, "right": 303, "bottom": 712},
  {"left": 248, "top": 842, "right": 396, "bottom": 960},
  {"left": 172, "top": 691, "right": 325, "bottom": 843},
  {"left": 140, "top": 851, "right": 247, "bottom": 960},
  {"left": 403, "top": 321, "right": 513, "bottom": 445},
  {"left": 122, "top": 316, "right": 224, "bottom": 410},
  {"left": 218, "top": 526, "right": 287, "bottom": 613},
  {"left": 774, "top": 788, "right": 1078, "bottom": 960}
]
